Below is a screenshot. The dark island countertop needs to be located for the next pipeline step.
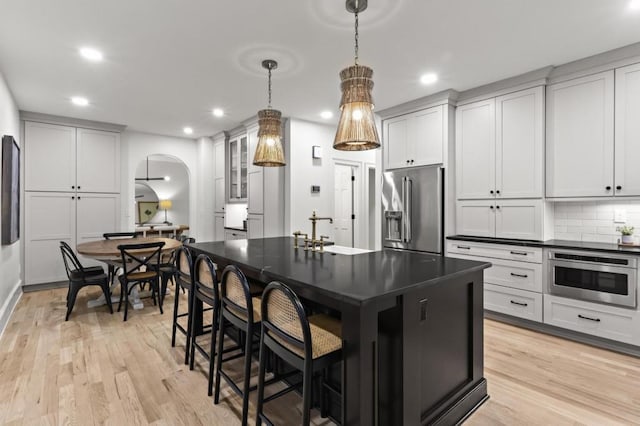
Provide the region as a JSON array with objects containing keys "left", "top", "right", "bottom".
[
  {"left": 188, "top": 237, "right": 490, "bottom": 305},
  {"left": 448, "top": 235, "right": 640, "bottom": 255}
]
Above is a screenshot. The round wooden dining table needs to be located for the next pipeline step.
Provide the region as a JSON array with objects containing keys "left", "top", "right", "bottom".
[
  {"left": 77, "top": 237, "right": 182, "bottom": 310},
  {"left": 77, "top": 237, "right": 182, "bottom": 259}
]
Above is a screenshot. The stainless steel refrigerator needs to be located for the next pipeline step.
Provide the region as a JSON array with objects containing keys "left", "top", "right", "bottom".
[{"left": 382, "top": 165, "right": 443, "bottom": 254}]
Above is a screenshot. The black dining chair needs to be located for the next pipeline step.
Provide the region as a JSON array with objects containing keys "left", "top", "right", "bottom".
[
  {"left": 103, "top": 232, "right": 141, "bottom": 286},
  {"left": 256, "top": 282, "right": 343, "bottom": 426},
  {"left": 59, "top": 241, "right": 113, "bottom": 321},
  {"left": 116, "top": 241, "right": 165, "bottom": 321}
]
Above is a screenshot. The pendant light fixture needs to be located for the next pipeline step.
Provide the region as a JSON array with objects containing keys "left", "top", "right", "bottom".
[
  {"left": 253, "top": 59, "right": 286, "bottom": 167},
  {"left": 333, "top": 0, "right": 380, "bottom": 151}
]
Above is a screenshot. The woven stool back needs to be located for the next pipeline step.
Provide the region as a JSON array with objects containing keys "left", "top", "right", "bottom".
[
  {"left": 261, "top": 282, "right": 311, "bottom": 359},
  {"left": 175, "top": 246, "right": 193, "bottom": 288},
  {"left": 220, "top": 265, "right": 255, "bottom": 323},
  {"left": 193, "top": 254, "right": 219, "bottom": 305}
]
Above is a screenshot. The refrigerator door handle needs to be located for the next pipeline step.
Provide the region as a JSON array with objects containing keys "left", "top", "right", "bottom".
[
  {"left": 401, "top": 177, "right": 406, "bottom": 242},
  {"left": 405, "top": 177, "right": 412, "bottom": 243}
]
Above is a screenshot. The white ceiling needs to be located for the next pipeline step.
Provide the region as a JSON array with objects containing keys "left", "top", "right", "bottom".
[{"left": 1, "top": 0, "right": 640, "bottom": 138}]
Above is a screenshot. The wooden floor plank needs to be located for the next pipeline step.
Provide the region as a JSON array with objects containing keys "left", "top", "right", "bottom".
[{"left": 1, "top": 286, "right": 639, "bottom": 425}]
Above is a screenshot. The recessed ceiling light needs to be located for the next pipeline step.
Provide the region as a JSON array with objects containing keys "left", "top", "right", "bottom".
[
  {"left": 71, "top": 96, "right": 89, "bottom": 106},
  {"left": 629, "top": 0, "right": 640, "bottom": 10},
  {"left": 320, "top": 111, "right": 333, "bottom": 119},
  {"left": 183, "top": 127, "right": 193, "bottom": 135},
  {"left": 420, "top": 73, "right": 438, "bottom": 85},
  {"left": 212, "top": 108, "right": 224, "bottom": 117},
  {"left": 79, "top": 47, "right": 103, "bottom": 62}
]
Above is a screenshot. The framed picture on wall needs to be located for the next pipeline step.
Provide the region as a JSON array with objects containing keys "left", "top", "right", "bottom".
[{"left": 2, "top": 135, "right": 20, "bottom": 245}]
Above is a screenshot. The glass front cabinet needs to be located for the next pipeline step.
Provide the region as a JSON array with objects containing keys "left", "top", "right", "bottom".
[{"left": 228, "top": 134, "right": 248, "bottom": 201}]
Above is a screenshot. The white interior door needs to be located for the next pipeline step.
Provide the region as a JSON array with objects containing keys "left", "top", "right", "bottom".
[{"left": 334, "top": 164, "right": 354, "bottom": 247}]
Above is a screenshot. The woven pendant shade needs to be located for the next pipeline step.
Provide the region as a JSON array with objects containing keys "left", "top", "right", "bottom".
[
  {"left": 253, "top": 109, "right": 285, "bottom": 167},
  {"left": 333, "top": 65, "right": 380, "bottom": 151}
]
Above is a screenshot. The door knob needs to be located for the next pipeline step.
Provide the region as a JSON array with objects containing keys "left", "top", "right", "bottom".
[
  {"left": 606, "top": 186, "right": 612, "bottom": 190},
  {"left": 616, "top": 185, "right": 622, "bottom": 190}
]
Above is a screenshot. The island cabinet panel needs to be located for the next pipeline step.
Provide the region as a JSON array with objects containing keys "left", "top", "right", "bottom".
[{"left": 402, "top": 270, "right": 486, "bottom": 425}]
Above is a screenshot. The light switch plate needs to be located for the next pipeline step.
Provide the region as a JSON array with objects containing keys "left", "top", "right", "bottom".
[
  {"left": 312, "top": 145, "right": 322, "bottom": 159},
  {"left": 614, "top": 209, "right": 627, "bottom": 223}
]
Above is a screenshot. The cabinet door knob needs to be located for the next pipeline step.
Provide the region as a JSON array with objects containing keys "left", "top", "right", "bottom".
[
  {"left": 77, "top": 186, "right": 81, "bottom": 190},
  {"left": 496, "top": 190, "right": 500, "bottom": 194},
  {"left": 606, "top": 186, "right": 612, "bottom": 190},
  {"left": 490, "top": 190, "right": 494, "bottom": 194},
  {"left": 616, "top": 185, "right": 622, "bottom": 190},
  {"left": 490, "top": 205, "right": 494, "bottom": 210},
  {"left": 496, "top": 205, "right": 500, "bottom": 209},
  {"left": 72, "top": 185, "right": 75, "bottom": 189},
  {"left": 411, "top": 159, "right": 414, "bottom": 163},
  {"left": 71, "top": 196, "right": 75, "bottom": 200}
]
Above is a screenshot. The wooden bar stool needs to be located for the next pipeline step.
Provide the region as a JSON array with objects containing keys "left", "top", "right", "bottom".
[
  {"left": 256, "top": 282, "right": 343, "bottom": 426},
  {"left": 172, "top": 246, "right": 194, "bottom": 365},
  {"left": 189, "top": 254, "right": 220, "bottom": 396}
]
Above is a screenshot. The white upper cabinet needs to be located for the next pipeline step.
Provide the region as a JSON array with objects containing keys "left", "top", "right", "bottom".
[
  {"left": 456, "top": 99, "right": 496, "bottom": 199},
  {"left": 213, "top": 139, "right": 226, "bottom": 213},
  {"left": 76, "top": 128, "right": 120, "bottom": 193},
  {"left": 384, "top": 105, "right": 444, "bottom": 169},
  {"left": 495, "top": 87, "right": 544, "bottom": 199},
  {"left": 247, "top": 128, "right": 264, "bottom": 215},
  {"left": 546, "top": 71, "right": 614, "bottom": 197},
  {"left": 25, "top": 122, "right": 120, "bottom": 193},
  {"left": 615, "top": 63, "right": 640, "bottom": 197},
  {"left": 25, "top": 122, "right": 76, "bottom": 192},
  {"left": 456, "top": 87, "right": 544, "bottom": 201}
]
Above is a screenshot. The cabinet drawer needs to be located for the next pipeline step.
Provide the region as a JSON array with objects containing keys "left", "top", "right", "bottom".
[
  {"left": 447, "top": 240, "right": 542, "bottom": 263},
  {"left": 451, "top": 253, "right": 542, "bottom": 292},
  {"left": 544, "top": 295, "right": 639, "bottom": 345},
  {"left": 484, "top": 284, "right": 543, "bottom": 322},
  {"left": 225, "top": 230, "right": 247, "bottom": 240}
]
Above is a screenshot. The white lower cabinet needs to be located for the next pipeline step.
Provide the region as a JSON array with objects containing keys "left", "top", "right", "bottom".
[
  {"left": 544, "top": 295, "right": 640, "bottom": 346},
  {"left": 447, "top": 240, "right": 544, "bottom": 323},
  {"left": 484, "top": 284, "right": 543, "bottom": 322},
  {"left": 456, "top": 199, "right": 544, "bottom": 240},
  {"left": 25, "top": 191, "right": 119, "bottom": 285}
]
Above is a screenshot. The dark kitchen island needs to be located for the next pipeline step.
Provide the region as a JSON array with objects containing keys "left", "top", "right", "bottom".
[{"left": 188, "top": 237, "right": 490, "bottom": 425}]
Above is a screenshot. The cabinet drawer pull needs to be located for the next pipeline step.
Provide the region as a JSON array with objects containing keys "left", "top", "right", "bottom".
[
  {"left": 510, "top": 300, "right": 528, "bottom": 307},
  {"left": 578, "top": 314, "right": 601, "bottom": 322},
  {"left": 456, "top": 245, "right": 471, "bottom": 250},
  {"left": 510, "top": 251, "right": 528, "bottom": 256},
  {"left": 510, "top": 272, "right": 528, "bottom": 278}
]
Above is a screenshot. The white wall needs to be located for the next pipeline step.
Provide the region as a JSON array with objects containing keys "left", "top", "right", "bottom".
[
  {"left": 120, "top": 130, "right": 214, "bottom": 241},
  {"left": 554, "top": 201, "right": 640, "bottom": 244},
  {"left": 196, "top": 137, "right": 215, "bottom": 241},
  {"left": 0, "top": 70, "right": 22, "bottom": 333},
  {"left": 284, "top": 118, "right": 379, "bottom": 248},
  {"left": 134, "top": 159, "right": 190, "bottom": 225}
]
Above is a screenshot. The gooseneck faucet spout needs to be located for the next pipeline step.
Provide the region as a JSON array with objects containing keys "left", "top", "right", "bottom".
[{"left": 309, "top": 211, "right": 333, "bottom": 242}]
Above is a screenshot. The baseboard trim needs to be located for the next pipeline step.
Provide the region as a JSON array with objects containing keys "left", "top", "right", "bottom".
[
  {"left": 485, "top": 311, "right": 640, "bottom": 358},
  {"left": 22, "top": 281, "right": 67, "bottom": 293},
  {"left": 0, "top": 280, "right": 23, "bottom": 339}
]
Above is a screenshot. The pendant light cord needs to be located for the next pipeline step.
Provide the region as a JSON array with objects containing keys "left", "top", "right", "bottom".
[
  {"left": 267, "top": 66, "right": 272, "bottom": 109},
  {"left": 354, "top": 9, "right": 359, "bottom": 65}
]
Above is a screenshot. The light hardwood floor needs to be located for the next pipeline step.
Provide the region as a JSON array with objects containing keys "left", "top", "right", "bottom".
[{"left": 0, "top": 287, "right": 639, "bottom": 425}]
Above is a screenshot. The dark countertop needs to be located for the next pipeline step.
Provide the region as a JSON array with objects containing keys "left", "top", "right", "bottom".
[
  {"left": 188, "top": 237, "right": 490, "bottom": 305},
  {"left": 447, "top": 235, "right": 640, "bottom": 255},
  {"left": 224, "top": 226, "right": 247, "bottom": 232}
]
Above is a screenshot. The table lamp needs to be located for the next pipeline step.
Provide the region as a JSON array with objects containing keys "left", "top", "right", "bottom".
[{"left": 159, "top": 199, "right": 172, "bottom": 225}]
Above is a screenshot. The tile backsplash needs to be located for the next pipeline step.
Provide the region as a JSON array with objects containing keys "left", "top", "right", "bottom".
[{"left": 554, "top": 201, "right": 640, "bottom": 243}]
